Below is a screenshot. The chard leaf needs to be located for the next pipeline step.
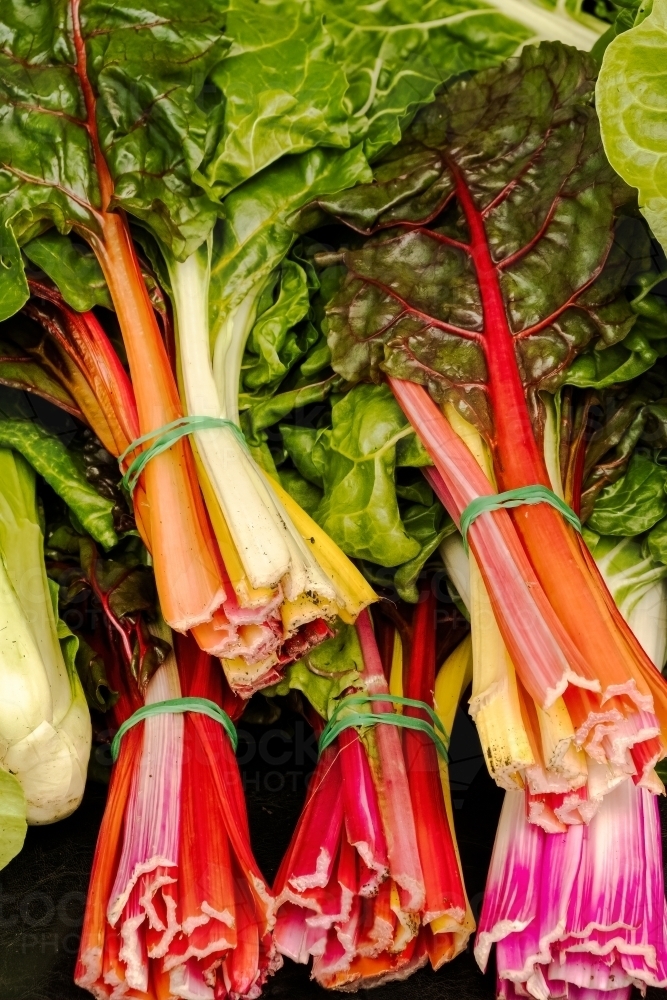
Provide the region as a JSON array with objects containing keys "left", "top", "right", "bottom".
[
  {"left": 597, "top": 0, "right": 667, "bottom": 257},
  {"left": 394, "top": 502, "right": 455, "bottom": 603},
  {"left": 73, "top": 635, "right": 118, "bottom": 713},
  {"left": 314, "top": 0, "right": 604, "bottom": 162},
  {"left": 241, "top": 374, "right": 340, "bottom": 444},
  {"left": 587, "top": 453, "right": 667, "bottom": 535},
  {"left": 0, "top": 336, "right": 82, "bottom": 418},
  {"left": 310, "top": 384, "right": 422, "bottom": 567},
  {"left": 0, "top": 419, "right": 117, "bottom": 548},
  {"left": 0, "top": 222, "right": 29, "bottom": 322},
  {"left": 319, "top": 43, "right": 638, "bottom": 442},
  {"left": 23, "top": 232, "right": 112, "bottom": 313},
  {"left": 199, "top": 0, "right": 350, "bottom": 198},
  {"left": 648, "top": 517, "right": 667, "bottom": 565},
  {"left": 278, "top": 468, "right": 323, "bottom": 516},
  {"left": 243, "top": 260, "right": 315, "bottom": 391},
  {"left": 0, "top": 0, "right": 227, "bottom": 272},
  {"left": 563, "top": 336, "right": 660, "bottom": 389},
  {"left": 208, "top": 145, "right": 372, "bottom": 331},
  {"left": 281, "top": 425, "right": 329, "bottom": 487}
]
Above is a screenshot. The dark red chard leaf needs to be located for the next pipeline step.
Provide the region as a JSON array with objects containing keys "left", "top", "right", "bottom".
[{"left": 320, "top": 43, "right": 641, "bottom": 453}]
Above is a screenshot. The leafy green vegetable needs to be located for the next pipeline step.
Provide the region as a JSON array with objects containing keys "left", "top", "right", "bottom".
[
  {"left": 0, "top": 419, "right": 117, "bottom": 548},
  {"left": 314, "top": 0, "right": 605, "bottom": 161},
  {"left": 0, "top": 448, "right": 90, "bottom": 827},
  {"left": 22, "top": 232, "right": 112, "bottom": 313},
  {"left": 73, "top": 636, "right": 119, "bottom": 714},
  {"left": 648, "top": 516, "right": 667, "bottom": 564},
  {"left": 317, "top": 42, "right": 639, "bottom": 442},
  {"left": 587, "top": 453, "right": 667, "bottom": 535},
  {"left": 278, "top": 468, "right": 323, "bottom": 516},
  {"left": 0, "top": 0, "right": 227, "bottom": 275},
  {"left": 0, "top": 222, "right": 28, "bottom": 322},
  {"left": 207, "top": 146, "right": 372, "bottom": 344},
  {"left": 282, "top": 384, "right": 432, "bottom": 566},
  {"left": 0, "top": 335, "right": 82, "bottom": 418},
  {"left": 243, "top": 260, "right": 316, "bottom": 391},
  {"left": 585, "top": 529, "right": 667, "bottom": 667},
  {"left": 394, "top": 502, "right": 455, "bottom": 602},
  {"left": 198, "top": 0, "right": 350, "bottom": 198},
  {"left": 597, "top": 0, "right": 667, "bottom": 258}
]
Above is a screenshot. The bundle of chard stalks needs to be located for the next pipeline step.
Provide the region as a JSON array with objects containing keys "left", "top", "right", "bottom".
[{"left": 1, "top": 0, "right": 667, "bottom": 998}]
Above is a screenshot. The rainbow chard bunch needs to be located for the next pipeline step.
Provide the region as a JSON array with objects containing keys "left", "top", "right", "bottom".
[
  {"left": 314, "top": 41, "right": 667, "bottom": 823},
  {"left": 75, "top": 613, "right": 280, "bottom": 999},
  {"left": 0, "top": 0, "right": 376, "bottom": 697},
  {"left": 270, "top": 602, "right": 473, "bottom": 989}
]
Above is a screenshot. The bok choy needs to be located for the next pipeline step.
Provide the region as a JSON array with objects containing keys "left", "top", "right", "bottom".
[{"left": 0, "top": 447, "right": 91, "bottom": 836}]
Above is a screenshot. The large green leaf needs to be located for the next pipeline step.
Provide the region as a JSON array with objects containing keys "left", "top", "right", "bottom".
[
  {"left": 208, "top": 145, "right": 372, "bottom": 337},
  {"left": 313, "top": 0, "right": 604, "bottom": 161},
  {"left": 23, "top": 232, "right": 112, "bottom": 313},
  {"left": 319, "top": 43, "right": 638, "bottom": 441},
  {"left": 0, "top": 0, "right": 227, "bottom": 277},
  {"left": 0, "top": 419, "right": 117, "bottom": 548},
  {"left": 198, "top": 0, "right": 350, "bottom": 198},
  {"left": 305, "top": 383, "right": 426, "bottom": 567},
  {"left": 597, "top": 0, "right": 667, "bottom": 257},
  {"left": 587, "top": 453, "right": 667, "bottom": 535}
]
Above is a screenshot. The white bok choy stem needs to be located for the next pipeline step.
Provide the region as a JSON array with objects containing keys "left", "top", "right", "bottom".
[{"left": 0, "top": 449, "right": 91, "bottom": 827}]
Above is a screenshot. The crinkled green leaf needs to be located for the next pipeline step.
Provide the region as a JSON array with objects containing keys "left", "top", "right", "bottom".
[
  {"left": 23, "top": 232, "right": 112, "bottom": 312},
  {"left": 199, "top": 0, "right": 350, "bottom": 198},
  {"left": 243, "top": 260, "right": 315, "bottom": 390},
  {"left": 310, "top": 384, "right": 422, "bottom": 566},
  {"left": 0, "top": 419, "right": 117, "bottom": 548},
  {"left": 0, "top": 222, "right": 29, "bottom": 322},
  {"left": 0, "top": 0, "right": 227, "bottom": 267},
  {"left": 587, "top": 452, "right": 667, "bottom": 535},
  {"left": 394, "top": 501, "right": 454, "bottom": 602},
  {"left": 281, "top": 424, "right": 329, "bottom": 487},
  {"left": 278, "top": 468, "right": 323, "bottom": 516},
  {"left": 0, "top": 768, "right": 27, "bottom": 872},
  {"left": 597, "top": 0, "right": 667, "bottom": 257},
  {"left": 648, "top": 516, "right": 667, "bottom": 564},
  {"left": 241, "top": 373, "right": 341, "bottom": 444},
  {"left": 320, "top": 43, "right": 638, "bottom": 439},
  {"left": 563, "top": 336, "right": 661, "bottom": 388},
  {"left": 208, "top": 145, "right": 372, "bottom": 338},
  {"left": 314, "top": 0, "right": 604, "bottom": 161}
]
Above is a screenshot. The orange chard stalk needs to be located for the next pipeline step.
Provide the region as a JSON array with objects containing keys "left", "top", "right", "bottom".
[{"left": 70, "top": 0, "right": 226, "bottom": 631}]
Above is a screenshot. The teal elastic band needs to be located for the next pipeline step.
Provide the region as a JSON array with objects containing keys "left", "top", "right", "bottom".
[
  {"left": 459, "top": 485, "right": 581, "bottom": 553},
  {"left": 110, "top": 696, "right": 237, "bottom": 762},
  {"left": 119, "top": 415, "right": 247, "bottom": 493},
  {"left": 318, "top": 693, "right": 449, "bottom": 761}
]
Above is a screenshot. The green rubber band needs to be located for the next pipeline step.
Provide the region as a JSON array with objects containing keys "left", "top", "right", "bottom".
[
  {"left": 318, "top": 693, "right": 449, "bottom": 761},
  {"left": 119, "top": 415, "right": 247, "bottom": 494},
  {"left": 459, "top": 485, "right": 581, "bottom": 553},
  {"left": 110, "top": 696, "right": 237, "bottom": 762}
]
